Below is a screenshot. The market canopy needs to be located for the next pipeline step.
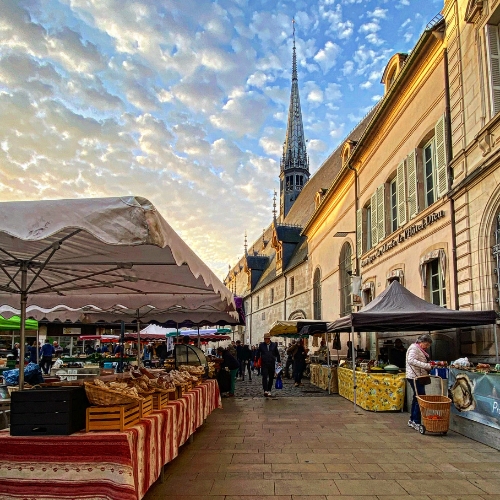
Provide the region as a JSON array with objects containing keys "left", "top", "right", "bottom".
[
  {"left": 327, "top": 280, "right": 498, "bottom": 332},
  {"left": 0, "top": 315, "right": 37, "bottom": 331},
  {"left": 0, "top": 196, "right": 239, "bottom": 386},
  {"left": 268, "top": 320, "right": 328, "bottom": 338}
]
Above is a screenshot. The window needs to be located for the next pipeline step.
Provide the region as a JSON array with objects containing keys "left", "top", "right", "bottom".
[
  {"left": 424, "top": 138, "right": 437, "bottom": 207},
  {"left": 289, "top": 276, "right": 295, "bottom": 295},
  {"left": 486, "top": 23, "right": 500, "bottom": 116},
  {"left": 339, "top": 243, "right": 353, "bottom": 317},
  {"left": 366, "top": 204, "right": 372, "bottom": 250},
  {"left": 494, "top": 212, "right": 500, "bottom": 306},
  {"left": 256, "top": 296, "right": 260, "bottom": 309},
  {"left": 313, "top": 268, "right": 322, "bottom": 319},
  {"left": 390, "top": 178, "right": 398, "bottom": 232},
  {"left": 270, "top": 288, "right": 274, "bottom": 304},
  {"left": 428, "top": 259, "right": 446, "bottom": 307},
  {"left": 261, "top": 311, "right": 265, "bottom": 320}
]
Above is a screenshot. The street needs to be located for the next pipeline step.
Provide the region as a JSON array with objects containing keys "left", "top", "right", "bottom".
[{"left": 145, "top": 387, "right": 500, "bottom": 499}]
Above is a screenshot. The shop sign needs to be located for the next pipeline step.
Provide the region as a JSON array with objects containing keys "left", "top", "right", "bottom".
[
  {"left": 63, "top": 327, "right": 81, "bottom": 336},
  {"left": 361, "top": 210, "right": 445, "bottom": 268},
  {"left": 449, "top": 368, "right": 500, "bottom": 431}
]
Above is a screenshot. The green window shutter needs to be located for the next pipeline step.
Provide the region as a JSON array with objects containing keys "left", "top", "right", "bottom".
[
  {"left": 407, "top": 150, "right": 418, "bottom": 219},
  {"left": 435, "top": 115, "right": 448, "bottom": 198},
  {"left": 396, "top": 160, "right": 407, "bottom": 227},
  {"left": 486, "top": 24, "right": 500, "bottom": 116},
  {"left": 371, "top": 191, "right": 378, "bottom": 246},
  {"left": 376, "top": 184, "right": 385, "bottom": 242},
  {"left": 356, "top": 209, "right": 362, "bottom": 257}
]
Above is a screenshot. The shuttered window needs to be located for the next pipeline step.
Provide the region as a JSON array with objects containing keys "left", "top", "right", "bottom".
[
  {"left": 435, "top": 115, "right": 448, "bottom": 198},
  {"left": 370, "top": 191, "right": 378, "bottom": 246},
  {"left": 424, "top": 139, "right": 436, "bottom": 207},
  {"left": 356, "top": 209, "right": 362, "bottom": 257},
  {"left": 390, "top": 178, "right": 398, "bottom": 232},
  {"left": 486, "top": 24, "right": 500, "bottom": 116},
  {"left": 407, "top": 150, "right": 418, "bottom": 219},
  {"left": 376, "top": 184, "right": 385, "bottom": 242},
  {"left": 396, "top": 160, "right": 407, "bottom": 227},
  {"left": 366, "top": 205, "right": 372, "bottom": 251}
]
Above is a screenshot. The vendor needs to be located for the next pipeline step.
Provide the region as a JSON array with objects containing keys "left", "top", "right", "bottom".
[
  {"left": 317, "top": 340, "right": 328, "bottom": 361},
  {"left": 389, "top": 338, "right": 407, "bottom": 368}
]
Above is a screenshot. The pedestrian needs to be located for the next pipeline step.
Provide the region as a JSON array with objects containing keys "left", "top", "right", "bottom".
[
  {"left": 406, "top": 334, "right": 435, "bottom": 430},
  {"left": 227, "top": 341, "right": 237, "bottom": 358},
  {"left": 216, "top": 346, "right": 239, "bottom": 397},
  {"left": 235, "top": 340, "right": 244, "bottom": 379},
  {"left": 28, "top": 341, "right": 38, "bottom": 364},
  {"left": 11, "top": 343, "right": 20, "bottom": 361},
  {"left": 156, "top": 341, "right": 168, "bottom": 366},
  {"left": 40, "top": 339, "right": 55, "bottom": 375},
  {"left": 241, "top": 344, "right": 252, "bottom": 381},
  {"left": 101, "top": 343, "right": 109, "bottom": 354},
  {"left": 285, "top": 340, "right": 297, "bottom": 379},
  {"left": 256, "top": 332, "right": 281, "bottom": 397},
  {"left": 292, "top": 339, "right": 308, "bottom": 387}
]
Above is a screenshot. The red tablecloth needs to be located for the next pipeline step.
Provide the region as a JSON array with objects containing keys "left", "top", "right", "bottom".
[{"left": 0, "top": 379, "right": 221, "bottom": 500}]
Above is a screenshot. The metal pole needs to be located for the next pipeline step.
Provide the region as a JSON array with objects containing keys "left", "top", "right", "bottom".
[
  {"left": 136, "top": 309, "right": 142, "bottom": 368},
  {"left": 117, "top": 320, "right": 125, "bottom": 373},
  {"left": 19, "top": 262, "right": 28, "bottom": 390},
  {"left": 351, "top": 326, "right": 357, "bottom": 412},
  {"left": 197, "top": 326, "right": 201, "bottom": 349},
  {"left": 326, "top": 333, "right": 331, "bottom": 395},
  {"left": 36, "top": 329, "right": 40, "bottom": 363}
]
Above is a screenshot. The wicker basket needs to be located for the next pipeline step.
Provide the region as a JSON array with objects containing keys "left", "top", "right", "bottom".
[
  {"left": 417, "top": 394, "right": 451, "bottom": 434},
  {"left": 84, "top": 381, "right": 143, "bottom": 406}
]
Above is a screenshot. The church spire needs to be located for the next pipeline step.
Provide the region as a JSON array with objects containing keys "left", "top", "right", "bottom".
[{"left": 280, "top": 19, "right": 310, "bottom": 220}]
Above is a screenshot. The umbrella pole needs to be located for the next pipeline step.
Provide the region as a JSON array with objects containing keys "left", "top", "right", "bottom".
[
  {"left": 197, "top": 326, "right": 200, "bottom": 349},
  {"left": 19, "top": 262, "right": 28, "bottom": 390},
  {"left": 326, "top": 333, "right": 332, "bottom": 395},
  {"left": 117, "top": 321, "right": 125, "bottom": 373},
  {"left": 136, "top": 309, "right": 142, "bottom": 368},
  {"left": 351, "top": 326, "right": 357, "bottom": 412},
  {"left": 36, "top": 329, "right": 40, "bottom": 363}
]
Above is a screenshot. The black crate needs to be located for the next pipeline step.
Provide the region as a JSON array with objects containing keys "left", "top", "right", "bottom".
[{"left": 10, "top": 386, "right": 89, "bottom": 436}]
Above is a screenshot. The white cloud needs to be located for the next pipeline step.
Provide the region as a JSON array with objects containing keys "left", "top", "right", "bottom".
[
  {"left": 359, "top": 22, "right": 381, "bottom": 34},
  {"left": 366, "top": 33, "right": 384, "bottom": 46},
  {"left": 313, "top": 41, "right": 341, "bottom": 73},
  {"left": 360, "top": 81, "right": 372, "bottom": 89},
  {"left": 368, "top": 8, "right": 388, "bottom": 19},
  {"left": 342, "top": 61, "right": 354, "bottom": 75}
]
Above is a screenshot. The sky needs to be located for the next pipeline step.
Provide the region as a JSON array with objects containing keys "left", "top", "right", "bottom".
[{"left": 0, "top": 0, "right": 443, "bottom": 279}]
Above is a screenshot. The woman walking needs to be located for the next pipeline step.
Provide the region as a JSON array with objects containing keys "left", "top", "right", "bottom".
[
  {"left": 406, "top": 334, "right": 435, "bottom": 430},
  {"left": 292, "top": 339, "right": 308, "bottom": 387}
]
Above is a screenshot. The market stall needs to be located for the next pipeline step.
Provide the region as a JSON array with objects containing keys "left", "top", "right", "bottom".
[
  {"left": 327, "top": 280, "right": 497, "bottom": 412},
  {"left": 0, "top": 379, "right": 221, "bottom": 500}
]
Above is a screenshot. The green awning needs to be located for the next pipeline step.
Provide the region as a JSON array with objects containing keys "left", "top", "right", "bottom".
[{"left": 0, "top": 315, "right": 38, "bottom": 331}]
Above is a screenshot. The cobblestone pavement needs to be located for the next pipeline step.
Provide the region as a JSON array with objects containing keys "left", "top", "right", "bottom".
[
  {"left": 145, "top": 393, "right": 500, "bottom": 500},
  {"left": 233, "top": 372, "right": 332, "bottom": 398}
]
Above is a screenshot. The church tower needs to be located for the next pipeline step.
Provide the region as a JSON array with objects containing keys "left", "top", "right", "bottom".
[{"left": 280, "top": 21, "right": 310, "bottom": 221}]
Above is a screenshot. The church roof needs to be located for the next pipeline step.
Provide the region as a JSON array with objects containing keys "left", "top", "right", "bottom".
[{"left": 275, "top": 224, "right": 302, "bottom": 244}]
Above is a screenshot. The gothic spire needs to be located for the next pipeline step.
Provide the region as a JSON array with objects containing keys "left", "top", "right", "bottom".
[{"left": 281, "top": 19, "right": 309, "bottom": 175}]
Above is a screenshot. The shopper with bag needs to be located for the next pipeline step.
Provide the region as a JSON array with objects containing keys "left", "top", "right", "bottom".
[
  {"left": 406, "top": 334, "right": 435, "bottom": 430},
  {"left": 292, "top": 339, "right": 308, "bottom": 387},
  {"left": 256, "top": 333, "right": 281, "bottom": 397}
]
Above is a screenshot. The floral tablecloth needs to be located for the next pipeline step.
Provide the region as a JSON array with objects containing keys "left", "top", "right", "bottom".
[
  {"left": 0, "top": 379, "right": 221, "bottom": 500},
  {"left": 337, "top": 367, "right": 405, "bottom": 411},
  {"left": 309, "top": 364, "right": 338, "bottom": 393}
]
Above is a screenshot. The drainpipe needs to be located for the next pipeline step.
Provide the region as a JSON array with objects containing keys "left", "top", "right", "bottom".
[
  {"left": 347, "top": 163, "right": 359, "bottom": 276},
  {"left": 444, "top": 48, "right": 460, "bottom": 310}
]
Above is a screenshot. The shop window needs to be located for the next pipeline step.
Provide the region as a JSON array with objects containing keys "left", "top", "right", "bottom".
[
  {"left": 313, "top": 267, "right": 322, "bottom": 320},
  {"left": 339, "top": 242, "right": 353, "bottom": 317},
  {"left": 289, "top": 276, "right": 295, "bottom": 295}
]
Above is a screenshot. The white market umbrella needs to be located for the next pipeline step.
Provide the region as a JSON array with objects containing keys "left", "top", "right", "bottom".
[{"left": 0, "top": 196, "right": 237, "bottom": 387}]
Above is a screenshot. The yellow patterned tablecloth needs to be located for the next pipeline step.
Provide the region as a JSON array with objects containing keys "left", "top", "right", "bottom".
[
  {"left": 337, "top": 367, "right": 405, "bottom": 411},
  {"left": 310, "top": 364, "right": 338, "bottom": 393}
]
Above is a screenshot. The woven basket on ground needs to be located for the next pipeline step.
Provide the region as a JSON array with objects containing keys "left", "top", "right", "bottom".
[{"left": 84, "top": 381, "right": 143, "bottom": 406}]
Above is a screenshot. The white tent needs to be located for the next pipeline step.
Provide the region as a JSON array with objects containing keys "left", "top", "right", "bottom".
[{"left": 0, "top": 196, "right": 238, "bottom": 387}]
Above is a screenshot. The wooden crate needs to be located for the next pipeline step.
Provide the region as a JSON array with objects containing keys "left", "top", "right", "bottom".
[
  {"left": 86, "top": 403, "right": 140, "bottom": 432},
  {"left": 139, "top": 395, "right": 153, "bottom": 418},
  {"left": 168, "top": 387, "right": 182, "bottom": 400},
  {"left": 152, "top": 392, "right": 170, "bottom": 410}
]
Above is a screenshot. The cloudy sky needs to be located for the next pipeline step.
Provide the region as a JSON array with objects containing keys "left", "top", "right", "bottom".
[{"left": 0, "top": 0, "right": 442, "bottom": 278}]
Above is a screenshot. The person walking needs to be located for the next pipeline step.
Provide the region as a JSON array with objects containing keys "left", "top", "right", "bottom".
[
  {"left": 292, "top": 339, "right": 308, "bottom": 387},
  {"left": 256, "top": 333, "right": 281, "bottom": 397},
  {"left": 235, "top": 340, "right": 244, "bottom": 379},
  {"left": 285, "top": 340, "right": 296, "bottom": 379},
  {"left": 406, "top": 334, "right": 435, "bottom": 430},
  {"left": 40, "top": 339, "right": 55, "bottom": 375},
  {"left": 241, "top": 344, "right": 252, "bottom": 381},
  {"left": 28, "top": 341, "right": 39, "bottom": 364},
  {"left": 216, "top": 346, "right": 239, "bottom": 397}
]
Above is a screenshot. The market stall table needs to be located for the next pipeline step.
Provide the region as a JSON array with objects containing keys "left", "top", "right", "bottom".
[
  {"left": 337, "top": 366, "right": 405, "bottom": 411},
  {"left": 309, "top": 364, "right": 338, "bottom": 393},
  {"left": 0, "top": 379, "right": 221, "bottom": 500}
]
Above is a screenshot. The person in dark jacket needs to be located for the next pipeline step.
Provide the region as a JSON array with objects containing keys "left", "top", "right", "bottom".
[
  {"left": 39, "top": 339, "right": 55, "bottom": 375},
  {"left": 256, "top": 333, "right": 281, "bottom": 397},
  {"left": 292, "top": 339, "right": 308, "bottom": 387},
  {"left": 28, "top": 341, "right": 39, "bottom": 364},
  {"left": 217, "top": 346, "right": 239, "bottom": 397},
  {"left": 241, "top": 344, "right": 252, "bottom": 381}
]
